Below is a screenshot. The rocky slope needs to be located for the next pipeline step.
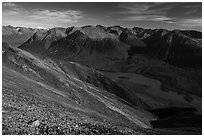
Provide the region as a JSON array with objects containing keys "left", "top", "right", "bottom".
[{"left": 3, "top": 43, "right": 156, "bottom": 134}]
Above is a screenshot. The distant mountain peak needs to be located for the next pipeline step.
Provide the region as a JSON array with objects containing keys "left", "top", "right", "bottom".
[{"left": 36, "top": 26, "right": 49, "bottom": 30}]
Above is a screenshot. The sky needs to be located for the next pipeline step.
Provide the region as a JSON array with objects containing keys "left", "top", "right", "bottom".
[{"left": 2, "top": 2, "right": 202, "bottom": 31}]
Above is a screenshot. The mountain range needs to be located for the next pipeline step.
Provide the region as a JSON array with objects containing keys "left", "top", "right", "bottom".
[{"left": 2, "top": 25, "right": 202, "bottom": 135}]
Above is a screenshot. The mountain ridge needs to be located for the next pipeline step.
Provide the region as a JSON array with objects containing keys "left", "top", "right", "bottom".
[{"left": 16, "top": 25, "right": 202, "bottom": 68}]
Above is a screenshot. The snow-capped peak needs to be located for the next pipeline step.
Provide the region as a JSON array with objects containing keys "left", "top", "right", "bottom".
[{"left": 36, "top": 26, "right": 48, "bottom": 30}]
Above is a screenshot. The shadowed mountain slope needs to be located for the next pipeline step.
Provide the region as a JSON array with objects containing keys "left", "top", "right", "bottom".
[
  {"left": 144, "top": 30, "right": 201, "bottom": 67},
  {"left": 128, "top": 29, "right": 202, "bottom": 68}
]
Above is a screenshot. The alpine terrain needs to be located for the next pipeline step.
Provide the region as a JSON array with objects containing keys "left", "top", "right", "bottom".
[{"left": 2, "top": 24, "right": 202, "bottom": 135}]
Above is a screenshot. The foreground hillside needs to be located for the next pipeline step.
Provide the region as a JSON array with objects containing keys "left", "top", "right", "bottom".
[{"left": 2, "top": 43, "right": 152, "bottom": 134}]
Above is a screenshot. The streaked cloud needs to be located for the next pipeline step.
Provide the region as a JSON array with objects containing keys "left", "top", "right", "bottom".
[
  {"left": 175, "top": 18, "right": 202, "bottom": 27},
  {"left": 115, "top": 3, "right": 176, "bottom": 22},
  {"left": 2, "top": 2, "right": 83, "bottom": 28},
  {"left": 121, "top": 15, "right": 173, "bottom": 22}
]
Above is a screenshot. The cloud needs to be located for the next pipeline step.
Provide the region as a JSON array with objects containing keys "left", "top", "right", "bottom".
[
  {"left": 182, "top": 4, "right": 201, "bottom": 8},
  {"left": 176, "top": 18, "right": 202, "bottom": 27},
  {"left": 29, "top": 10, "right": 83, "bottom": 23},
  {"left": 3, "top": 2, "right": 17, "bottom": 8},
  {"left": 3, "top": 2, "right": 20, "bottom": 11},
  {"left": 114, "top": 3, "right": 176, "bottom": 23},
  {"left": 121, "top": 15, "right": 173, "bottom": 22},
  {"left": 116, "top": 2, "right": 175, "bottom": 15},
  {"left": 160, "top": 17, "right": 202, "bottom": 30},
  {"left": 2, "top": 2, "right": 83, "bottom": 28},
  {"left": 115, "top": 2, "right": 201, "bottom": 27},
  {"left": 185, "top": 9, "right": 198, "bottom": 15}
]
